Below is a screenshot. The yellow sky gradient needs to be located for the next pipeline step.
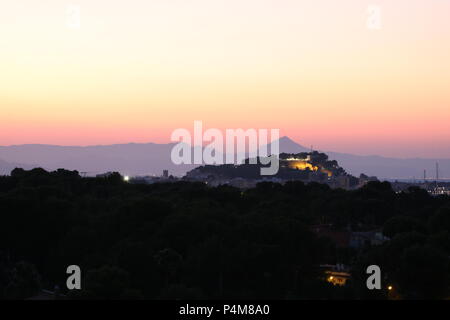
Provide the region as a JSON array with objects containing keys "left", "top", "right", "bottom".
[{"left": 1, "top": 0, "right": 450, "bottom": 157}]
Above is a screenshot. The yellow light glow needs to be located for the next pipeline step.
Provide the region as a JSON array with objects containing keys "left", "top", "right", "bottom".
[
  {"left": 286, "top": 160, "right": 333, "bottom": 177},
  {"left": 388, "top": 286, "right": 393, "bottom": 291},
  {"left": 320, "top": 168, "right": 333, "bottom": 177},
  {"left": 287, "top": 160, "right": 318, "bottom": 172}
]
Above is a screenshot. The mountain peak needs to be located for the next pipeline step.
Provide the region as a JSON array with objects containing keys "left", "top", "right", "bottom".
[
  {"left": 278, "top": 136, "right": 297, "bottom": 144},
  {"left": 276, "top": 136, "right": 310, "bottom": 153}
]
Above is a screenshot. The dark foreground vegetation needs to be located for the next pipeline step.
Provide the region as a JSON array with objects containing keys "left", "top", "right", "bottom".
[{"left": 1, "top": 168, "right": 450, "bottom": 299}]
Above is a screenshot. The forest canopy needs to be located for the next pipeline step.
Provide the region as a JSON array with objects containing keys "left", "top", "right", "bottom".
[{"left": 0, "top": 168, "right": 449, "bottom": 299}]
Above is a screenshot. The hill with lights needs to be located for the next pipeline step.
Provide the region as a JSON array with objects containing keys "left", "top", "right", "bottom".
[{"left": 186, "top": 151, "right": 354, "bottom": 183}]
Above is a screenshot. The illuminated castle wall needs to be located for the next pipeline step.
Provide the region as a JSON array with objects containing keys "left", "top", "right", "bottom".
[{"left": 282, "top": 157, "right": 333, "bottom": 177}]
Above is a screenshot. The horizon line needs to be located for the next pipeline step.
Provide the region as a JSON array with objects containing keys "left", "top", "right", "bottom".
[{"left": 1, "top": 137, "right": 450, "bottom": 161}]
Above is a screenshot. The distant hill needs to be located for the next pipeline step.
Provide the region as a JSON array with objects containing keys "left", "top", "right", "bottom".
[
  {"left": 186, "top": 150, "right": 350, "bottom": 183},
  {"left": 0, "top": 158, "right": 33, "bottom": 175},
  {"left": 0, "top": 138, "right": 449, "bottom": 179},
  {"left": 0, "top": 143, "right": 197, "bottom": 177},
  {"left": 267, "top": 137, "right": 450, "bottom": 180},
  {"left": 276, "top": 136, "right": 311, "bottom": 153}
]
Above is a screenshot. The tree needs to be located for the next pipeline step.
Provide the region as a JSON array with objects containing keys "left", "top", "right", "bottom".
[
  {"left": 429, "top": 207, "right": 450, "bottom": 233},
  {"left": 0, "top": 260, "right": 41, "bottom": 299},
  {"left": 397, "top": 245, "right": 449, "bottom": 299},
  {"left": 383, "top": 216, "right": 425, "bottom": 238},
  {"left": 76, "top": 265, "right": 139, "bottom": 300}
]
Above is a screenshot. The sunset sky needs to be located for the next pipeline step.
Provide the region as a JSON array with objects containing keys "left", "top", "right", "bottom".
[{"left": 1, "top": 0, "right": 450, "bottom": 158}]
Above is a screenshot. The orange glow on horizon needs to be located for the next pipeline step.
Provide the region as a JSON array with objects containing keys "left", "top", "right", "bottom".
[{"left": 1, "top": 1, "right": 450, "bottom": 158}]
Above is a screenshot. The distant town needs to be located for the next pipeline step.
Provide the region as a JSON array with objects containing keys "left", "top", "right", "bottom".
[{"left": 102, "top": 150, "right": 450, "bottom": 196}]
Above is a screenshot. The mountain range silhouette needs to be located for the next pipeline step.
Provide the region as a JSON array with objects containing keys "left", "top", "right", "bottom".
[{"left": 0, "top": 136, "right": 448, "bottom": 180}]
